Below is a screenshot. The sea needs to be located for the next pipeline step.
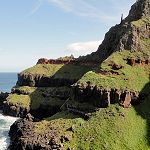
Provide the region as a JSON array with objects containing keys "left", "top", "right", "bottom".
[{"left": 0, "top": 73, "right": 18, "bottom": 150}]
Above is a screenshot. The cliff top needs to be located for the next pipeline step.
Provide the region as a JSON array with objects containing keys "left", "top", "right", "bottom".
[{"left": 126, "top": 0, "right": 150, "bottom": 21}]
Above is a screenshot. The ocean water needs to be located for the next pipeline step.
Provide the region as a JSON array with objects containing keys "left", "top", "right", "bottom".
[
  {"left": 0, "top": 73, "right": 17, "bottom": 92},
  {"left": 0, "top": 73, "right": 18, "bottom": 150}
]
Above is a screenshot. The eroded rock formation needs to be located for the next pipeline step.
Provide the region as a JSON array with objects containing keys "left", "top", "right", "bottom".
[
  {"left": 17, "top": 73, "right": 77, "bottom": 87},
  {"left": 126, "top": 58, "right": 150, "bottom": 66},
  {"left": 71, "top": 84, "right": 142, "bottom": 108}
]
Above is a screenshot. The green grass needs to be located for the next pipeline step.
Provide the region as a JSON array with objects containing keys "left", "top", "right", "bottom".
[
  {"left": 21, "top": 64, "right": 91, "bottom": 80},
  {"left": 6, "top": 94, "right": 30, "bottom": 109},
  {"left": 33, "top": 111, "right": 83, "bottom": 143},
  {"left": 78, "top": 50, "right": 150, "bottom": 92},
  {"left": 142, "top": 39, "right": 150, "bottom": 54},
  {"left": 21, "top": 64, "right": 64, "bottom": 77},
  {"left": 132, "top": 17, "right": 150, "bottom": 27},
  {"left": 31, "top": 95, "right": 150, "bottom": 150},
  {"left": 14, "top": 86, "right": 37, "bottom": 94}
]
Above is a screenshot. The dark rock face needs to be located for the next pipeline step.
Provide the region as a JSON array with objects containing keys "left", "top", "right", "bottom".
[
  {"left": 9, "top": 118, "right": 66, "bottom": 150},
  {"left": 0, "top": 92, "right": 9, "bottom": 109},
  {"left": 3, "top": 102, "right": 29, "bottom": 117},
  {"left": 80, "top": 0, "right": 150, "bottom": 62},
  {"left": 127, "top": 0, "right": 150, "bottom": 21},
  {"left": 71, "top": 85, "right": 142, "bottom": 108},
  {"left": 30, "top": 104, "right": 60, "bottom": 120},
  {"left": 8, "top": 119, "right": 44, "bottom": 150},
  {"left": 17, "top": 73, "right": 77, "bottom": 87},
  {"left": 126, "top": 58, "right": 150, "bottom": 66},
  {"left": 112, "top": 63, "right": 123, "bottom": 70}
]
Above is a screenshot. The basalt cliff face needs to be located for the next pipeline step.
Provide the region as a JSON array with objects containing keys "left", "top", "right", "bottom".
[
  {"left": 81, "top": 0, "right": 150, "bottom": 62},
  {"left": 2, "top": 0, "right": 150, "bottom": 150}
]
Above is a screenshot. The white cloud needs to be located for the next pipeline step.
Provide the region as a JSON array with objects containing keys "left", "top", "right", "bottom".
[{"left": 67, "top": 40, "right": 102, "bottom": 57}]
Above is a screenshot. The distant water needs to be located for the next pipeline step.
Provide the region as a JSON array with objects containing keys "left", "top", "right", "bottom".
[
  {"left": 0, "top": 73, "right": 18, "bottom": 150},
  {"left": 0, "top": 73, "right": 17, "bottom": 92}
]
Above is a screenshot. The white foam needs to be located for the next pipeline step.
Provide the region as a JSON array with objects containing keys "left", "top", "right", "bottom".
[{"left": 0, "top": 113, "right": 18, "bottom": 150}]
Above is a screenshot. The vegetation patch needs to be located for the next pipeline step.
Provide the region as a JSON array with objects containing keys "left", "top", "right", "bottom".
[
  {"left": 132, "top": 17, "right": 150, "bottom": 27},
  {"left": 21, "top": 64, "right": 64, "bottom": 77},
  {"left": 31, "top": 98, "right": 150, "bottom": 150},
  {"left": 6, "top": 94, "right": 30, "bottom": 109},
  {"left": 78, "top": 50, "right": 150, "bottom": 92},
  {"left": 21, "top": 64, "right": 91, "bottom": 80}
]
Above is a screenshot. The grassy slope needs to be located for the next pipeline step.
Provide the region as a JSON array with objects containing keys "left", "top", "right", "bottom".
[
  {"left": 31, "top": 50, "right": 150, "bottom": 150},
  {"left": 6, "top": 94, "right": 30, "bottom": 109},
  {"left": 21, "top": 64, "right": 64, "bottom": 76},
  {"left": 132, "top": 17, "right": 150, "bottom": 28},
  {"left": 21, "top": 64, "right": 91, "bottom": 80},
  {"left": 79, "top": 50, "right": 150, "bottom": 93},
  {"left": 33, "top": 96, "right": 150, "bottom": 150}
]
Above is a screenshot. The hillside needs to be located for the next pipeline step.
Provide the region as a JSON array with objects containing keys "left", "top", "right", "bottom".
[{"left": 1, "top": 0, "right": 150, "bottom": 149}]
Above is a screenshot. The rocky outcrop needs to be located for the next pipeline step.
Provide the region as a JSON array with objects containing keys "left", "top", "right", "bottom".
[
  {"left": 126, "top": 0, "right": 150, "bottom": 21},
  {"left": 3, "top": 102, "right": 29, "bottom": 117},
  {"left": 71, "top": 84, "right": 143, "bottom": 108},
  {"left": 80, "top": 0, "right": 150, "bottom": 62},
  {"left": 0, "top": 92, "right": 9, "bottom": 109},
  {"left": 8, "top": 119, "right": 51, "bottom": 150},
  {"left": 37, "top": 58, "right": 100, "bottom": 67},
  {"left": 9, "top": 118, "right": 70, "bottom": 150},
  {"left": 37, "top": 58, "right": 76, "bottom": 65},
  {"left": 3, "top": 88, "right": 70, "bottom": 119},
  {"left": 126, "top": 58, "right": 150, "bottom": 66},
  {"left": 17, "top": 73, "right": 77, "bottom": 87}
]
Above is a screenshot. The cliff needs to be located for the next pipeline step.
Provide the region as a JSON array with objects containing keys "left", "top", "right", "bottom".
[
  {"left": 80, "top": 0, "right": 150, "bottom": 62},
  {"left": 3, "top": 0, "right": 150, "bottom": 149}
]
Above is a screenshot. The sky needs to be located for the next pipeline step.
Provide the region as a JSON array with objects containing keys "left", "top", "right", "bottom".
[{"left": 0, "top": 0, "right": 136, "bottom": 72}]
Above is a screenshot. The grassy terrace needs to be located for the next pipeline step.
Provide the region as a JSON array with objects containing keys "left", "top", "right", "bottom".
[
  {"left": 21, "top": 64, "right": 64, "bottom": 76},
  {"left": 7, "top": 50, "right": 150, "bottom": 110},
  {"left": 21, "top": 64, "right": 91, "bottom": 80},
  {"left": 6, "top": 86, "right": 70, "bottom": 110},
  {"left": 78, "top": 50, "right": 150, "bottom": 92},
  {"left": 6, "top": 94, "right": 30, "bottom": 109}
]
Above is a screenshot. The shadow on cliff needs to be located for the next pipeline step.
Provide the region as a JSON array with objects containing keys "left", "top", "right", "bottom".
[
  {"left": 134, "top": 76, "right": 150, "bottom": 145},
  {"left": 28, "top": 63, "right": 97, "bottom": 120},
  {"left": 38, "top": 63, "right": 94, "bottom": 87}
]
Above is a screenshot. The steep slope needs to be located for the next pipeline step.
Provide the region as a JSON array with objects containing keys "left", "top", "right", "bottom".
[{"left": 81, "top": 0, "right": 150, "bottom": 62}]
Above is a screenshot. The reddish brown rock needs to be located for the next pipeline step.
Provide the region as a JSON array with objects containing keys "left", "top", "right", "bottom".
[{"left": 37, "top": 58, "right": 49, "bottom": 64}]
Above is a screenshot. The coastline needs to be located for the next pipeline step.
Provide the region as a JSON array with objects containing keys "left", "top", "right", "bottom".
[{"left": 0, "top": 72, "right": 18, "bottom": 150}]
